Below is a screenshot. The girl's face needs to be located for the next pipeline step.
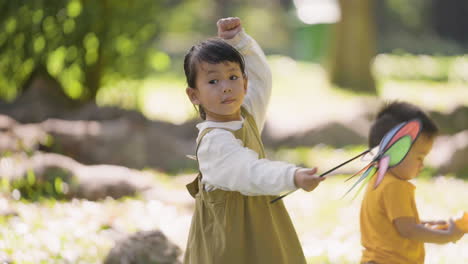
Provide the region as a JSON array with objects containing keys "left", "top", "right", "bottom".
[
  {"left": 187, "top": 61, "right": 247, "bottom": 122},
  {"left": 389, "top": 134, "right": 434, "bottom": 180}
]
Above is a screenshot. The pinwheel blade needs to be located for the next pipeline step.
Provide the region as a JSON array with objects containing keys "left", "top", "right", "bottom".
[
  {"left": 384, "top": 135, "right": 412, "bottom": 167},
  {"left": 379, "top": 123, "right": 405, "bottom": 152},
  {"left": 343, "top": 165, "right": 377, "bottom": 198},
  {"left": 374, "top": 155, "right": 390, "bottom": 188},
  {"left": 345, "top": 162, "right": 374, "bottom": 182},
  {"left": 385, "top": 119, "right": 421, "bottom": 150}
]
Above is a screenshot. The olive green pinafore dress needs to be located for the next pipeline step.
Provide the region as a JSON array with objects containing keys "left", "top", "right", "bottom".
[{"left": 184, "top": 108, "right": 306, "bottom": 264}]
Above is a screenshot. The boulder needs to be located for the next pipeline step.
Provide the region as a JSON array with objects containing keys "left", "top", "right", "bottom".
[
  {"left": 429, "top": 106, "right": 468, "bottom": 135},
  {"left": 104, "top": 230, "right": 181, "bottom": 264},
  {"left": 0, "top": 152, "right": 154, "bottom": 200},
  {"left": 427, "top": 130, "right": 468, "bottom": 178},
  {"left": 263, "top": 118, "right": 369, "bottom": 149}
]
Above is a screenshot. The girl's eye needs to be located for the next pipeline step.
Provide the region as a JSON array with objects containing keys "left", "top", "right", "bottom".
[
  {"left": 209, "top": 80, "right": 218, "bottom": 84},
  {"left": 230, "top": 75, "right": 239, "bottom": 80}
]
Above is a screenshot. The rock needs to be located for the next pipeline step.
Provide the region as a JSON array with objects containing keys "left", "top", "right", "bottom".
[
  {"left": 263, "top": 118, "right": 369, "bottom": 149},
  {"left": 0, "top": 251, "right": 13, "bottom": 264},
  {"left": 0, "top": 209, "right": 18, "bottom": 218},
  {"left": 71, "top": 164, "right": 153, "bottom": 201},
  {"left": 0, "top": 152, "right": 154, "bottom": 200},
  {"left": 427, "top": 130, "right": 468, "bottom": 177},
  {"left": 0, "top": 115, "right": 49, "bottom": 153},
  {"left": 429, "top": 106, "right": 468, "bottom": 135},
  {"left": 104, "top": 230, "right": 181, "bottom": 264},
  {"left": 40, "top": 117, "right": 195, "bottom": 172}
]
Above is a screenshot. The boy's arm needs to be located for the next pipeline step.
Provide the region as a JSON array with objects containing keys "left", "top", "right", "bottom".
[
  {"left": 221, "top": 19, "right": 272, "bottom": 132},
  {"left": 394, "top": 217, "right": 464, "bottom": 244},
  {"left": 383, "top": 181, "right": 463, "bottom": 244}
]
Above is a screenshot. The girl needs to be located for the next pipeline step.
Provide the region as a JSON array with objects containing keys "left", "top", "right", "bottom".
[{"left": 183, "top": 17, "right": 325, "bottom": 264}]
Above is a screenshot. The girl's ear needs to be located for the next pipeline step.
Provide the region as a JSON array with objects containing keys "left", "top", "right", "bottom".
[{"left": 186, "top": 87, "right": 201, "bottom": 105}]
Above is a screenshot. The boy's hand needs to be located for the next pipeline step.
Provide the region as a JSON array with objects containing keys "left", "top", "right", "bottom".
[
  {"left": 422, "top": 220, "right": 448, "bottom": 230},
  {"left": 294, "top": 168, "right": 325, "bottom": 192},
  {"left": 446, "top": 219, "right": 465, "bottom": 243},
  {"left": 217, "top": 17, "right": 242, "bottom": 39}
]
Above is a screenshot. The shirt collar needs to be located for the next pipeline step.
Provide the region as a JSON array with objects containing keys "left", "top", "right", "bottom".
[{"left": 196, "top": 117, "right": 244, "bottom": 137}]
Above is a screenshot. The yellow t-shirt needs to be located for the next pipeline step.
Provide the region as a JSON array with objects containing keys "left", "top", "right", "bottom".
[{"left": 360, "top": 173, "right": 424, "bottom": 264}]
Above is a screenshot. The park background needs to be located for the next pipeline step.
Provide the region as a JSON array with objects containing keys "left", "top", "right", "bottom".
[{"left": 1, "top": 0, "right": 468, "bottom": 263}]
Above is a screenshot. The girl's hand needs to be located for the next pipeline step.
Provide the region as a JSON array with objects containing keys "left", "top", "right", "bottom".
[
  {"left": 217, "top": 17, "right": 242, "bottom": 39},
  {"left": 294, "top": 168, "right": 325, "bottom": 192}
]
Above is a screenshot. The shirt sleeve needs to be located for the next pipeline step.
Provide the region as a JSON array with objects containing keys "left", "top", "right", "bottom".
[
  {"left": 382, "top": 181, "right": 418, "bottom": 221},
  {"left": 197, "top": 129, "right": 297, "bottom": 196},
  {"left": 224, "top": 30, "right": 272, "bottom": 133}
]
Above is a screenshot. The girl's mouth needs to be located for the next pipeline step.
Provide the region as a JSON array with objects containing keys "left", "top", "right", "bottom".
[{"left": 222, "top": 98, "right": 236, "bottom": 104}]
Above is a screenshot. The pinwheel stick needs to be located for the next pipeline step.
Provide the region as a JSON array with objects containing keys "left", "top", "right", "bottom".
[{"left": 270, "top": 149, "right": 370, "bottom": 204}]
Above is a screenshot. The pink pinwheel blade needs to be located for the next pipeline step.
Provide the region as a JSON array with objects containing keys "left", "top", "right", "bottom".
[
  {"left": 374, "top": 155, "right": 390, "bottom": 188},
  {"left": 385, "top": 120, "right": 421, "bottom": 151}
]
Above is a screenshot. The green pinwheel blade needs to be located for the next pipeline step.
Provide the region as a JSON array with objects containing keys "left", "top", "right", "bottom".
[
  {"left": 383, "top": 135, "right": 412, "bottom": 167},
  {"left": 351, "top": 167, "right": 377, "bottom": 200},
  {"left": 343, "top": 165, "right": 377, "bottom": 198}
]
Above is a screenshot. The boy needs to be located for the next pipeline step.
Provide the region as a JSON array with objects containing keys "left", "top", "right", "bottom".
[{"left": 360, "top": 102, "right": 464, "bottom": 264}]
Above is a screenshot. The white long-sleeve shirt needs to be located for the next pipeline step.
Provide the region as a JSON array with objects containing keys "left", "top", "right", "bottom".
[{"left": 196, "top": 30, "right": 298, "bottom": 196}]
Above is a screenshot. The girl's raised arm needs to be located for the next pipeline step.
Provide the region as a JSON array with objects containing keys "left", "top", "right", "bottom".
[{"left": 224, "top": 29, "right": 272, "bottom": 133}]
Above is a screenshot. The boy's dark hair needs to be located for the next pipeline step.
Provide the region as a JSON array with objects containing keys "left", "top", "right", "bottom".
[
  {"left": 184, "top": 38, "right": 246, "bottom": 120},
  {"left": 369, "top": 101, "right": 439, "bottom": 148}
]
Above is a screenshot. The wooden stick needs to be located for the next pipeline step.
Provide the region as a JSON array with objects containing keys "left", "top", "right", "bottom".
[{"left": 270, "top": 149, "right": 370, "bottom": 204}]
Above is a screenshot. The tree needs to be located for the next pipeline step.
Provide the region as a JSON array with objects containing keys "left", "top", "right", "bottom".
[
  {"left": 328, "top": 0, "right": 377, "bottom": 94},
  {"left": 0, "top": 0, "right": 169, "bottom": 102}
]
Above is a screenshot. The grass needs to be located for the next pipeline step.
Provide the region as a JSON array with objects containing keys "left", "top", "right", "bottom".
[
  {"left": 1, "top": 175, "right": 467, "bottom": 263},
  {"left": 288, "top": 176, "right": 468, "bottom": 264}
]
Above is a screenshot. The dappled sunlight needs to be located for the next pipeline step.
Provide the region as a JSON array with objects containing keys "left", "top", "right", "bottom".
[
  {"left": 379, "top": 80, "right": 468, "bottom": 113},
  {"left": 95, "top": 55, "right": 467, "bottom": 130},
  {"left": 140, "top": 77, "right": 197, "bottom": 124},
  {"left": 2, "top": 2, "right": 467, "bottom": 263},
  {"left": 266, "top": 56, "right": 373, "bottom": 138},
  {"left": 282, "top": 176, "right": 468, "bottom": 263},
  {"left": 2, "top": 175, "right": 466, "bottom": 263},
  {"left": 0, "top": 197, "right": 192, "bottom": 263}
]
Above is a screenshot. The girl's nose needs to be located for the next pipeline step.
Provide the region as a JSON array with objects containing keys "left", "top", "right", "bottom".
[{"left": 223, "top": 87, "right": 232, "bottom": 93}]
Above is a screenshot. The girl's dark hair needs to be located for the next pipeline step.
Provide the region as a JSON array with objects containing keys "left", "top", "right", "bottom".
[
  {"left": 369, "top": 101, "right": 439, "bottom": 148},
  {"left": 184, "top": 38, "right": 246, "bottom": 120}
]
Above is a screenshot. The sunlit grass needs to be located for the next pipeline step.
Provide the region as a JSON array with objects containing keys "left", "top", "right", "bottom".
[
  {"left": 286, "top": 176, "right": 468, "bottom": 264},
  {"left": 1, "top": 175, "right": 467, "bottom": 263},
  {"left": 378, "top": 79, "right": 468, "bottom": 113}
]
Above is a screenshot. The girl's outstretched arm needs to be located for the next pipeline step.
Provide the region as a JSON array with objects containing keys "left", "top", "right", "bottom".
[{"left": 198, "top": 129, "right": 297, "bottom": 195}]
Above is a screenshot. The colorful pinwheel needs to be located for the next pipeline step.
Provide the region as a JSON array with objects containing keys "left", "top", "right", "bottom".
[
  {"left": 270, "top": 119, "right": 422, "bottom": 204},
  {"left": 343, "top": 119, "right": 422, "bottom": 197}
]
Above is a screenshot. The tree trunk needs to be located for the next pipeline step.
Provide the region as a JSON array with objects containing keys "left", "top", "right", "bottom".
[
  {"left": 329, "top": 0, "right": 376, "bottom": 94},
  {"left": 81, "top": 0, "right": 107, "bottom": 102},
  {"left": 83, "top": 53, "right": 103, "bottom": 101}
]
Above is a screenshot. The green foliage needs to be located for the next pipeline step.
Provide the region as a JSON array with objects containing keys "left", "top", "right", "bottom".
[
  {"left": 385, "top": 0, "right": 429, "bottom": 31},
  {"left": 1, "top": 168, "right": 73, "bottom": 201},
  {"left": 0, "top": 0, "right": 174, "bottom": 101}
]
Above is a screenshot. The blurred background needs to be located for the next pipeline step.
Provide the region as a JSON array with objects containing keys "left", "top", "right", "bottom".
[{"left": 1, "top": 0, "right": 467, "bottom": 263}]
